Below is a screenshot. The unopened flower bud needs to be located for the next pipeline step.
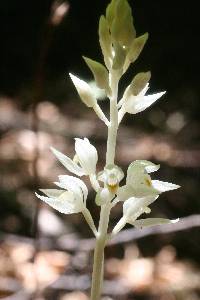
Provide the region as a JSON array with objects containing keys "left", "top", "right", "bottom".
[{"left": 69, "top": 73, "right": 97, "bottom": 107}]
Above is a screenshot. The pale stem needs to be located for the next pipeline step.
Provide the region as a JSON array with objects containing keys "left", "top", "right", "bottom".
[
  {"left": 106, "top": 71, "right": 119, "bottom": 165},
  {"left": 90, "top": 203, "right": 111, "bottom": 300},
  {"left": 90, "top": 71, "right": 119, "bottom": 300}
]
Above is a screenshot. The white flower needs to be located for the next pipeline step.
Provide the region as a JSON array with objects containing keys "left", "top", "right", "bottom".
[
  {"left": 95, "top": 165, "right": 124, "bottom": 206},
  {"left": 118, "top": 83, "right": 166, "bottom": 123},
  {"left": 123, "top": 195, "right": 157, "bottom": 222},
  {"left": 98, "top": 164, "right": 124, "bottom": 193},
  {"left": 117, "top": 160, "right": 180, "bottom": 200},
  {"left": 112, "top": 194, "right": 178, "bottom": 235},
  {"left": 51, "top": 138, "right": 98, "bottom": 176},
  {"left": 112, "top": 160, "right": 180, "bottom": 235},
  {"left": 122, "top": 195, "right": 179, "bottom": 228},
  {"left": 35, "top": 175, "right": 87, "bottom": 214}
]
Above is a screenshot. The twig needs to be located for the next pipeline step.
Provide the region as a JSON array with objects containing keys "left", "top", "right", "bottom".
[
  {"left": 58, "top": 214, "right": 200, "bottom": 251},
  {"left": 1, "top": 214, "right": 200, "bottom": 252}
]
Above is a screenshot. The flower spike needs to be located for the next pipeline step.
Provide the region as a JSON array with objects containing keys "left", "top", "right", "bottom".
[{"left": 35, "top": 1, "right": 181, "bottom": 298}]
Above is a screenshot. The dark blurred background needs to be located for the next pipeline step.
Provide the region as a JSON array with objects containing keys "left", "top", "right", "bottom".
[{"left": 0, "top": 0, "right": 200, "bottom": 299}]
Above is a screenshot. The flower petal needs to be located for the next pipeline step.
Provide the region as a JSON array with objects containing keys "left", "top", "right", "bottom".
[
  {"left": 126, "top": 161, "right": 159, "bottom": 197},
  {"left": 127, "top": 160, "right": 159, "bottom": 172},
  {"left": 132, "top": 186, "right": 159, "bottom": 198},
  {"left": 123, "top": 195, "right": 158, "bottom": 219},
  {"left": 133, "top": 91, "right": 166, "bottom": 113},
  {"left": 39, "top": 189, "right": 65, "bottom": 198},
  {"left": 139, "top": 82, "right": 150, "bottom": 97},
  {"left": 131, "top": 217, "right": 179, "bottom": 228},
  {"left": 35, "top": 191, "right": 81, "bottom": 214},
  {"left": 98, "top": 164, "right": 124, "bottom": 185},
  {"left": 117, "top": 184, "right": 134, "bottom": 202},
  {"left": 134, "top": 160, "right": 160, "bottom": 173},
  {"left": 152, "top": 180, "right": 180, "bottom": 193},
  {"left": 95, "top": 188, "right": 113, "bottom": 206},
  {"left": 117, "top": 184, "right": 158, "bottom": 201},
  {"left": 75, "top": 138, "right": 98, "bottom": 175},
  {"left": 56, "top": 175, "right": 88, "bottom": 203},
  {"left": 51, "top": 147, "right": 85, "bottom": 176}
]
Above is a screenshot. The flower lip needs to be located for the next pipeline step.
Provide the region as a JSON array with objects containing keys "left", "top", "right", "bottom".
[
  {"left": 98, "top": 164, "right": 124, "bottom": 193},
  {"left": 145, "top": 178, "right": 152, "bottom": 187},
  {"left": 107, "top": 183, "right": 119, "bottom": 194}
]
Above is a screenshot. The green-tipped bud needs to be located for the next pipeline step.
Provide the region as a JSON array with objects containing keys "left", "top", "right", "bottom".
[
  {"left": 127, "top": 32, "right": 149, "bottom": 63},
  {"left": 111, "top": 0, "right": 136, "bottom": 48},
  {"left": 112, "top": 42, "right": 126, "bottom": 70},
  {"left": 83, "top": 56, "right": 111, "bottom": 95},
  {"left": 99, "top": 15, "right": 112, "bottom": 69},
  {"left": 129, "top": 71, "right": 151, "bottom": 96},
  {"left": 128, "top": 33, "right": 148, "bottom": 62},
  {"left": 69, "top": 73, "right": 97, "bottom": 108},
  {"left": 123, "top": 33, "right": 148, "bottom": 72}
]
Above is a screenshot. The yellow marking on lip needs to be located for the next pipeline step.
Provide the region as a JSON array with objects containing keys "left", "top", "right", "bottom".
[
  {"left": 145, "top": 178, "right": 152, "bottom": 187},
  {"left": 107, "top": 183, "right": 119, "bottom": 194}
]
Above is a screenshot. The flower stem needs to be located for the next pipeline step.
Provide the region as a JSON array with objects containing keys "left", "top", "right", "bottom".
[
  {"left": 90, "top": 203, "right": 111, "bottom": 299},
  {"left": 90, "top": 71, "right": 119, "bottom": 300},
  {"left": 106, "top": 71, "right": 119, "bottom": 165}
]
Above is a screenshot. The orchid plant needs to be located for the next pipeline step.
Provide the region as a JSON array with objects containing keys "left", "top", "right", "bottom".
[{"left": 36, "top": 0, "right": 180, "bottom": 299}]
